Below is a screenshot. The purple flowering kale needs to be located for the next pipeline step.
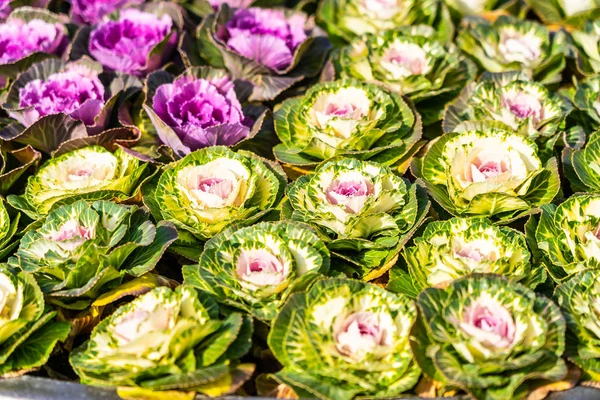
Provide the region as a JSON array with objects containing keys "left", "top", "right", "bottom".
[
  {"left": 0, "top": 1, "right": 10, "bottom": 19},
  {"left": 70, "top": 0, "right": 144, "bottom": 25},
  {"left": 0, "top": 17, "right": 66, "bottom": 65},
  {"left": 88, "top": 9, "right": 175, "bottom": 76},
  {"left": 16, "top": 64, "right": 105, "bottom": 126},
  {"left": 219, "top": 8, "right": 307, "bottom": 71},
  {"left": 152, "top": 75, "right": 251, "bottom": 152},
  {"left": 209, "top": 0, "right": 253, "bottom": 9}
]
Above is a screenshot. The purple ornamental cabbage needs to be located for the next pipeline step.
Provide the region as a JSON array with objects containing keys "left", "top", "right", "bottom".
[
  {"left": 0, "top": 17, "right": 65, "bottom": 65},
  {"left": 89, "top": 9, "right": 175, "bottom": 76},
  {"left": 209, "top": 0, "right": 254, "bottom": 8},
  {"left": 152, "top": 75, "right": 251, "bottom": 152},
  {"left": 0, "top": 1, "right": 10, "bottom": 19},
  {"left": 70, "top": 0, "right": 144, "bottom": 25},
  {"left": 16, "top": 64, "right": 105, "bottom": 126},
  {"left": 219, "top": 8, "right": 307, "bottom": 71}
]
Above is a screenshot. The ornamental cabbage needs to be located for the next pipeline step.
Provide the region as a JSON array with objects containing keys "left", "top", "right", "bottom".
[
  {"left": 0, "top": 266, "right": 70, "bottom": 376},
  {"left": 524, "top": 0, "right": 600, "bottom": 27},
  {"left": 268, "top": 278, "right": 420, "bottom": 400},
  {"left": 8, "top": 145, "right": 149, "bottom": 217},
  {"left": 444, "top": 72, "right": 571, "bottom": 145},
  {"left": 144, "top": 67, "right": 264, "bottom": 158},
  {"left": 70, "top": 285, "right": 255, "bottom": 397},
  {"left": 457, "top": 16, "right": 567, "bottom": 85},
  {"left": 146, "top": 146, "right": 286, "bottom": 246},
  {"left": 571, "top": 21, "right": 600, "bottom": 76},
  {"left": 285, "top": 158, "right": 429, "bottom": 279},
  {"left": 555, "top": 269, "right": 600, "bottom": 381},
  {"left": 195, "top": 6, "right": 330, "bottom": 101},
  {"left": 413, "top": 274, "right": 567, "bottom": 400},
  {"left": 273, "top": 80, "right": 421, "bottom": 169},
  {"left": 8, "top": 200, "right": 178, "bottom": 310},
  {"left": 563, "top": 130, "right": 600, "bottom": 193},
  {"left": 183, "top": 221, "right": 329, "bottom": 322},
  {"left": 532, "top": 194, "right": 600, "bottom": 281},
  {"left": 87, "top": 8, "right": 177, "bottom": 76},
  {"left": 412, "top": 122, "right": 560, "bottom": 222},
  {"left": 0, "top": 8, "right": 67, "bottom": 73},
  {"left": 336, "top": 26, "right": 476, "bottom": 125},
  {"left": 70, "top": 0, "right": 144, "bottom": 25},
  {"left": 317, "top": 0, "right": 453, "bottom": 44},
  {"left": 388, "top": 217, "right": 543, "bottom": 297}
]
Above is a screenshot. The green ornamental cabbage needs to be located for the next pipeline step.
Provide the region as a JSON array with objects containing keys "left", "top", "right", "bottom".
[
  {"left": 572, "top": 20, "right": 600, "bottom": 76},
  {"left": 8, "top": 200, "right": 178, "bottom": 310},
  {"left": 183, "top": 221, "right": 330, "bottom": 322},
  {"left": 268, "top": 278, "right": 420, "bottom": 400},
  {"left": 336, "top": 26, "right": 476, "bottom": 125},
  {"left": 8, "top": 146, "right": 149, "bottom": 218},
  {"left": 532, "top": 194, "right": 600, "bottom": 281},
  {"left": 145, "top": 146, "right": 286, "bottom": 249},
  {"left": 444, "top": 72, "right": 571, "bottom": 146},
  {"left": 0, "top": 266, "right": 70, "bottom": 377},
  {"left": 317, "top": 0, "right": 453, "bottom": 44},
  {"left": 562, "top": 130, "right": 600, "bottom": 193},
  {"left": 554, "top": 269, "right": 600, "bottom": 381},
  {"left": 70, "top": 285, "right": 254, "bottom": 398},
  {"left": 524, "top": 0, "right": 600, "bottom": 28},
  {"left": 388, "top": 217, "right": 543, "bottom": 297},
  {"left": 285, "top": 157, "right": 429, "bottom": 280},
  {"left": 273, "top": 80, "right": 422, "bottom": 170},
  {"left": 412, "top": 122, "right": 560, "bottom": 222},
  {"left": 566, "top": 76, "right": 600, "bottom": 134},
  {"left": 457, "top": 16, "right": 567, "bottom": 85},
  {"left": 413, "top": 274, "right": 567, "bottom": 400}
]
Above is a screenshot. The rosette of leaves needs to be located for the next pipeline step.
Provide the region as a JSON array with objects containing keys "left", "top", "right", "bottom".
[
  {"left": 530, "top": 194, "right": 600, "bottom": 282},
  {"left": 566, "top": 76, "right": 600, "bottom": 134},
  {"left": 336, "top": 26, "right": 476, "bottom": 125},
  {"left": 7, "top": 200, "right": 178, "bottom": 310},
  {"left": 388, "top": 217, "right": 544, "bottom": 298},
  {"left": 7, "top": 145, "right": 150, "bottom": 219},
  {"left": 144, "top": 146, "right": 286, "bottom": 259},
  {"left": 555, "top": 269, "right": 600, "bottom": 381},
  {"left": 183, "top": 221, "right": 330, "bottom": 322},
  {"left": 284, "top": 157, "right": 430, "bottom": 280},
  {"left": 70, "top": 2, "right": 182, "bottom": 77},
  {"left": 0, "top": 7, "right": 68, "bottom": 83},
  {"left": 457, "top": 16, "right": 567, "bottom": 85},
  {"left": 192, "top": 6, "right": 331, "bottom": 102},
  {"left": 0, "top": 266, "right": 70, "bottom": 377},
  {"left": 412, "top": 121, "right": 560, "bottom": 222},
  {"left": 317, "top": 0, "right": 453, "bottom": 45},
  {"left": 524, "top": 0, "right": 600, "bottom": 27},
  {"left": 0, "top": 58, "right": 141, "bottom": 155},
  {"left": 444, "top": 72, "right": 571, "bottom": 148},
  {"left": 273, "top": 79, "right": 422, "bottom": 172},
  {"left": 412, "top": 274, "right": 566, "bottom": 399},
  {"left": 571, "top": 20, "right": 600, "bottom": 76},
  {"left": 562, "top": 129, "right": 600, "bottom": 192},
  {"left": 141, "top": 66, "right": 267, "bottom": 159},
  {"left": 268, "top": 278, "right": 421, "bottom": 400},
  {"left": 70, "top": 285, "right": 255, "bottom": 398}
]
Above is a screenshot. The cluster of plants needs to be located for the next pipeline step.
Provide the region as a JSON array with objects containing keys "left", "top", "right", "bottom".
[{"left": 1, "top": 0, "right": 600, "bottom": 399}]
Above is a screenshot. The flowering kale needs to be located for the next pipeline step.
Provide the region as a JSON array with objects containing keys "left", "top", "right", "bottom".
[
  {"left": 413, "top": 274, "right": 566, "bottom": 399},
  {"left": 457, "top": 16, "right": 567, "bottom": 85},
  {"left": 337, "top": 26, "right": 476, "bottom": 125},
  {"left": 70, "top": 0, "right": 144, "bottom": 25},
  {"left": 12, "top": 62, "right": 104, "bottom": 127},
  {"left": 196, "top": 6, "right": 330, "bottom": 101},
  {"left": 0, "top": 8, "right": 67, "bottom": 72},
  {"left": 144, "top": 67, "right": 264, "bottom": 157},
  {"left": 88, "top": 8, "right": 176, "bottom": 76}
]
